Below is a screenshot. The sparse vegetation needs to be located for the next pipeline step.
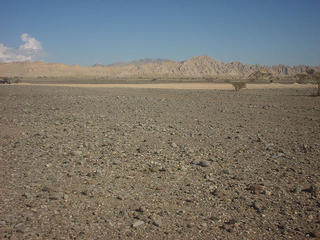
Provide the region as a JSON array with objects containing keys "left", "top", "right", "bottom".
[
  {"left": 11, "top": 77, "right": 22, "bottom": 83},
  {"left": 295, "top": 68, "right": 320, "bottom": 96},
  {"left": 247, "top": 70, "right": 274, "bottom": 83},
  {"left": 0, "top": 76, "right": 22, "bottom": 84},
  {"left": 231, "top": 82, "right": 247, "bottom": 91},
  {"left": 0, "top": 77, "right": 11, "bottom": 84}
]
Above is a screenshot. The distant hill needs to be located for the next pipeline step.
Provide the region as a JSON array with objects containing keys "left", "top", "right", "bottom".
[
  {"left": 0, "top": 56, "right": 319, "bottom": 80},
  {"left": 95, "top": 58, "right": 172, "bottom": 67}
]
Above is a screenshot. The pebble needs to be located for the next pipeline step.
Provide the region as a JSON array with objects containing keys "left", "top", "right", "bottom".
[
  {"left": 177, "top": 210, "right": 185, "bottom": 215},
  {"left": 222, "top": 169, "right": 230, "bottom": 174},
  {"left": 308, "top": 230, "right": 320, "bottom": 238},
  {"left": 71, "top": 150, "right": 82, "bottom": 156},
  {"left": 302, "top": 185, "right": 318, "bottom": 197},
  {"left": 187, "top": 223, "right": 194, "bottom": 228},
  {"left": 252, "top": 200, "right": 263, "bottom": 212},
  {"left": 247, "top": 184, "right": 265, "bottom": 194},
  {"left": 136, "top": 206, "right": 147, "bottom": 213},
  {"left": 153, "top": 219, "right": 162, "bottom": 227},
  {"left": 22, "top": 192, "right": 31, "bottom": 199},
  {"left": 200, "top": 222, "right": 208, "bottom": 227},
  {"left": 198, "top": 160, "right": 210, "bottom": 167},
  {"left": 132, "top": 220, "right": 144, "bottom": 228},
  {"left": 116, "top": 196, "right": 124, "bottom": 200},
  {"left": 171, "top": 142, "right": 178, "bottom": 148}
]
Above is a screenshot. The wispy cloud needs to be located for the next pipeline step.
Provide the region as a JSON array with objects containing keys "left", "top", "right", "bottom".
[{"left": 0, "top": 33, "right": 45, "bottom": 62}]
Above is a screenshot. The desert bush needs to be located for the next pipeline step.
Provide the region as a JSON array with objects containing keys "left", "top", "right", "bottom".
[
  {"left": 0, "top": 77, "right": 10, "bottom": 84},
  {"left": 10, "top": 77, "right": 22, "bottom": 83},
  {"left": 295, "top": 73, "right": 308, "bottom": 84},
  {"left": 231, "top": 82, "right": 247, "bottom": 91},
  {"left": 306, "top": 68, "right": 315, "bottom": 75},
  {"left": 0, "top": 76, "right": 22, "bottom": 84},
  {"left": 313, "top": 72, "right": 320, "bottom": 96},
  {"left": 295, "top": 69, "right": 320, "bottom": 96}
]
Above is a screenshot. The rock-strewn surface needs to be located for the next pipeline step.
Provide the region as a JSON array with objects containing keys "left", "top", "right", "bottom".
[
  {"left": 0, "top": 85, "right": 319, "bottom": 239},
  {"left": 0, "top": 56, "right": 318, "bottom": 79}
]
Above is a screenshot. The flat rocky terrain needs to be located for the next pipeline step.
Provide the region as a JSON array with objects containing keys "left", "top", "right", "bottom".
[{"left": 0, "top": 85, "right": 319, "bottom": 239}]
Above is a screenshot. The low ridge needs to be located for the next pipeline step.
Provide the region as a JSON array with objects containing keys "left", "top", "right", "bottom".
[{"left": 0, "top": 56, "right": 318, "bottom": 79}]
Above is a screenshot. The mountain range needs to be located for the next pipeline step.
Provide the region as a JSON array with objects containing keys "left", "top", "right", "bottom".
[{"left": 0, "top": 55, "right": 319, "bottom": 79}]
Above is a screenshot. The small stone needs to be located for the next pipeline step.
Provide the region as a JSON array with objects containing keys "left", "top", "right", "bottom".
[
  {"left": 71, "top": 150, "right": 82, "bottom": 156},
  {"left": 15, "top": 223, "right": 24, "bottom": 232},
  {"left": 177, "top": 209, "right": 185, "bottom": 215},
  {"left": 302, "top": 185, "right": 318, "bottom": 197},
  {"left": 187, "top": 222, "right": 194, "bottom": 228},
  {"left": 209, "top": 216, "right": 218, "bottom": 222},
  {"left": 119, "top": 210, "right": 128, "bottom": 218},
  {"left": 252, "top": 200, "right": 263, "bottom": 212},
  {"left": 49, "top": 193, "right": 59, "bottom": 200},
  {"left": 265, "top": 190, "right": 272, "bottom": 196},
  {"left": 198, "top": 160, "right": 210, "bottom": 167},
  {"left": 149, "top": 167, "right": 158, "bottom": 173},
  {"left": 210, "top": 189, "right": 219, "bottom": 196},
  {"left": 222, "top": 169, "right": 230, "bottom": 174},
  {"left": 225, "top": 219, "right": 237, "bottom": 225},
  {"left": 247, "top": 184, "right": 265, "bottom": 194},
  {"left": 308, "top": 230, "right": 320, "bottom": 238},
  {"left": 136, "top": 206, "right": 147, "bottom": 213},
  {"left": 41, "top": 186, "right": 51, "bottom": 192},
  {"left": 22, "top": 192, "right": 31, "bottom": 199},
  {"left": 153, "top": 219, "right": 162, "bottom": 227},
  {"left": 171, "top": 142, "right": 178, "bottom": 148},
  {"left": 132, "top": 220, "right": 144, "bottom": 228}
]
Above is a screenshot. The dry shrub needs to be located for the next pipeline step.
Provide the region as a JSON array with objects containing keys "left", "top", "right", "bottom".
[
  {"left": 295, "top": 69, "right": 320, "bottom": 96},
  {"left": 0, "top": 76, "right": 22, "bottom": 84},
  {"left": 11, "top": 77, "right": 22, "bottom": 83},
  {"left": 295, "top": 73, "right": 308, "bottom": 84},
  {"left": 231, "top": 82, "right": 247, "bottom": 91}
]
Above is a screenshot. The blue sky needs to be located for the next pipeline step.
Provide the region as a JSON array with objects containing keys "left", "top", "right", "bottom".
[{"left": 1, "top": 0, "right": 320, "bottom": 66}]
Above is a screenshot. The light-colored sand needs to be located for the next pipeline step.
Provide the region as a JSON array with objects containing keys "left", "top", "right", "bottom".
[{"left": 15, "top": 82, "right": 315, "bottom": 90}]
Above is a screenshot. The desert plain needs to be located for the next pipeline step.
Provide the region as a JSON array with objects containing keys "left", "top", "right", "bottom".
[{"left": 0, "top": 82, "right": 319, "bottom": 239}]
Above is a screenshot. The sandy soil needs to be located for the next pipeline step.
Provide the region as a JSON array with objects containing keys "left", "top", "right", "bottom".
[
  {"left": 0, "top": 85, "right": 319, "bottom": 239},
  {"left": 16, "top": 82, "right": 315, "bottom": 90}
]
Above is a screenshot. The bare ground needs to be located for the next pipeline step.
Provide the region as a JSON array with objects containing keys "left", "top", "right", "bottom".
[{"left": 0, "top": 84, "right": 319, "bottom": 239}]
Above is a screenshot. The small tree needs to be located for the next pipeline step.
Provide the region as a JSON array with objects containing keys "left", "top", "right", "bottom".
[{"left": 231, "top": 82, "right": 247, "bottom": 91}]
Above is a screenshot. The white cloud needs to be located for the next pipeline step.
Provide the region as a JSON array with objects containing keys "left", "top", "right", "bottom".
[
  {"left": 19, "top": 33, "right": 42, "bottom": 51},
  {"left": 0, "top": 33, "right": 44, "bottom": 62}
]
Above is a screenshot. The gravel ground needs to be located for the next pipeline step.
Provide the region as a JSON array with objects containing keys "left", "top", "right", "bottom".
[{"left": 0, "top": 85, "right": 319, "bottom": 240}]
